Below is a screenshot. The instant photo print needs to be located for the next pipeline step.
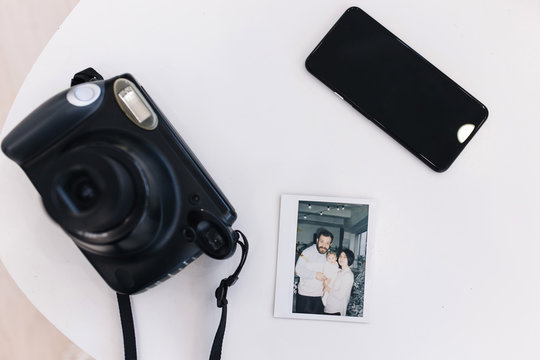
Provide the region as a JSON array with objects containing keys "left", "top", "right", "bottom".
[{"left": 274, "top": 195, "right": 375, "bottom": 323}]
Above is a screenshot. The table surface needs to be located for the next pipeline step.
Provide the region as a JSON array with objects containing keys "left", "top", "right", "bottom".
[{"left": 1, "top": 0, "right": 539, "bottom": 359}]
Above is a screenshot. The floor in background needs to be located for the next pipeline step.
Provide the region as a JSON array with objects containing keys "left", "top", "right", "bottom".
[{"left": 0, "top": 0, "right": 93, "bottom": 359}]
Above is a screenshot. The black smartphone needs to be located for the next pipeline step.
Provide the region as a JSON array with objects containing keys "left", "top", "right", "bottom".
[{"left": 306, "top": 7, "right": 488, "bottom": 172}]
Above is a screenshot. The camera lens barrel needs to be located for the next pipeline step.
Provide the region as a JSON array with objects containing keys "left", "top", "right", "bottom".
[{"left": 44, "top": 148, "right": 136, "bottom": 234}]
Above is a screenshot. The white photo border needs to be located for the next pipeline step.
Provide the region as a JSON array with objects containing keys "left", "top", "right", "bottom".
[{"left": 274, "top": 194, "right": 375, "bottom": 323}]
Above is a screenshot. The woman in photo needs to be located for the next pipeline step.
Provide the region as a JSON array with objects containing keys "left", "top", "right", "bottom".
[{"left": 323, "top": 249, "right": 355, "bottom": 316}]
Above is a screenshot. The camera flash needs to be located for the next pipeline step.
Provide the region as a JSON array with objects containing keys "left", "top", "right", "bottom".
[
  {"left": 114, "top": 78, "right": 158, "bottom": 130},
  {"left": 118, "top": 86, "right": 152, "bottom": 124}
]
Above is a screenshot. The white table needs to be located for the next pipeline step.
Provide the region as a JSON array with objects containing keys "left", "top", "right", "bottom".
[{"left": 1, "top": 0, "right": 539, "bottom": 359}]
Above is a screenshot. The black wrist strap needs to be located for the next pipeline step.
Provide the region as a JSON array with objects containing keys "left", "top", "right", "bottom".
[
  {"left": 210, "top": 230, "right": 249, "bottom": 360},
  {"left": 117, "top": 293, "right": 137, "bottom": 360},
  {"left": 116, "top": 230, "right": 249, "bottom": 360}
]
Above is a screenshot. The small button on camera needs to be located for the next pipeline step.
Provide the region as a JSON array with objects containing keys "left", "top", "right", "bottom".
[
  {"left": 181, "top": 226, "right": 196, "bottom": 242},
  {"left": 189, "top": 193, "right": 201, "bottom": 205},
  {"left": 66, "top": 83, "right": 101, "bottom": 107},
  {"left": 74, "top": 86, "right": 95, "bottom": 101}
]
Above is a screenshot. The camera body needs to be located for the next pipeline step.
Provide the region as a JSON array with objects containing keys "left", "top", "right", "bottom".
[{"left": 2, "top": 73, "right": 238, "bottom": 294}]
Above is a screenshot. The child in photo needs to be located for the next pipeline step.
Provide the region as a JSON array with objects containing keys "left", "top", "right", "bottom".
[{"left": 321, "top": 251, "right": 339, "bottom": 306}]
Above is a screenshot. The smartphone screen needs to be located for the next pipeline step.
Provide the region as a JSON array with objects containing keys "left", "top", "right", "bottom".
[{"left": 306, "top": 7, "right": 488, "bottom": 172}]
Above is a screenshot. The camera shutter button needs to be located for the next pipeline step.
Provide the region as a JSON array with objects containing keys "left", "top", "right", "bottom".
[{"left": 66, "top": 83, "right": 101, "bottom": 107}]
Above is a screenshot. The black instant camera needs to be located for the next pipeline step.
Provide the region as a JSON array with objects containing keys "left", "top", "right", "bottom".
[{"left": 2, "top": 70, "right": 238, "bottom": 294}]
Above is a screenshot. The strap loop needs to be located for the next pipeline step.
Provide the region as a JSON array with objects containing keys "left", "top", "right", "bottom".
[
  {"left": 215, "top": 279, "right": 229, "bottom": 308},
  {"left": 70, "top": 67, "right": 103, "bottom": 86}
]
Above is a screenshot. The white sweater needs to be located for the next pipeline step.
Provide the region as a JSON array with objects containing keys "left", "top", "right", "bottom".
[{"left": 295, "top": 244, "right": 326, "bottom": 297}]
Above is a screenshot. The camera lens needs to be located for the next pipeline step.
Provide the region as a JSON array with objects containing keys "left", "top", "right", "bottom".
[
  {"left": 62, "top": 174, "right": 100, "bottom": 212},
  {"left": 44, "top": 148, "right": 139, "bottom": 235},
  {"left": 74, "top": 179, "right": 97, "bottom": 203}
]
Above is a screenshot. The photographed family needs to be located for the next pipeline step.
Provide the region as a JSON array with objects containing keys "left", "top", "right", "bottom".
[{"left": 295, "top": 228, "right": 356, "bottom": 316}]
